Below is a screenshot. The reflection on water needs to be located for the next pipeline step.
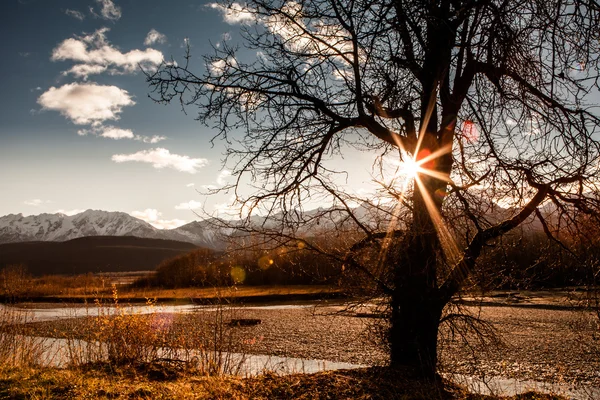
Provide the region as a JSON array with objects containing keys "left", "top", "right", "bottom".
[
  {"left": 16, "top": 334, "right": 364, "bottom": 376},
  {"left": 0, "top": 303, "right": 316, "bottom": 323},
  {"left": 0, "top": 303, "right": 198, "bottom": 322},
  {"left": 447, "top": 373, "right": 600, "bottom": 400}
]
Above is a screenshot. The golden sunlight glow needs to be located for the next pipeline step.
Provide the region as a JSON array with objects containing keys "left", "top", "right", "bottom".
[
  {"left": 400, "top": 157, "right": 422, "bottom": 179},
  {"left": 377, "top": 90, "right": 464, "bottom": 277},
  {"left": 379, "top": 130, "right": 461, "bottom": 271}
]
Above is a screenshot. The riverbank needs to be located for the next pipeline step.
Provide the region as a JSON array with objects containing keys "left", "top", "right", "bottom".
[
  {"left": 13, "top": 300, "right": 600, "bottom": 388},
  {"left": 0, "top": 285, "right": 345, "bottom": 304}
]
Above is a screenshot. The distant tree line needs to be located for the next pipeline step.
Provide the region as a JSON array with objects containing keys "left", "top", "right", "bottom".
[
  {"left": 134, "top": 228, "right": 599, "bottom": 290},
  {"left": 132, "top": 244, "right": 343, "bottom": 288}
]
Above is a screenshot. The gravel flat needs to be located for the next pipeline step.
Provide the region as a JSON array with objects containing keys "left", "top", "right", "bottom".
[{"left": 12, "top": 300, "right": 600, "bottom": 387}]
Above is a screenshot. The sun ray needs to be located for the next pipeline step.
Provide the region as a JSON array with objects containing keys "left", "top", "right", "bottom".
[
  {"left": 413, "top": 177, "right": 462, "bottom": 267},
  {"left": 417, "top": 169, "right": 451, "bottom": 182},
  {"left": 379, "top": 136, "right": 460, "bottom": 279},
  {"left": 415, "top": 143, "right": 452, "bottom": 167}
]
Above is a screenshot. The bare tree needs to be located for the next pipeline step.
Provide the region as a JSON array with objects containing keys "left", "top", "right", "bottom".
[{"left": 147, "top": 0, "right": 600, "bottom": 377}]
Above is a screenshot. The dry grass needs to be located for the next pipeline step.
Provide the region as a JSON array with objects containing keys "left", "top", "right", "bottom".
[
  {"left": 0, "top": 365, "right": 568, "bottom": 399},
  {"left": 1, "top": 264, "right": 342, "bottom": 302},
  {"left": 0, "top": 292, "right": 573, "bottom": 399},
  {"left": 3, "top": 273, "right": 342, "bottom": 302},
  {"left": 53, "top": 286, "right": 254, "bottom": 375},
  {"left": 0, "top": 286, "right": 255, "bottom": 376},
  {"left": 0, "top": 305, "right": 48, "bottom": 367},
  {"left": 116, "top": 284, "right": 342, "bottom": 300}
]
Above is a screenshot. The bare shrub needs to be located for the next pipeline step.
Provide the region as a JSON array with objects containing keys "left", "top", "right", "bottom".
[
  {"left": 0, "top": 265, "right": 31, "bottom": 301},
  {"left": 61, "top": 286, "right": 249, "bottom": 375},
  {"left": 0, "top": 305, "right": 48, "bottom": 367}
]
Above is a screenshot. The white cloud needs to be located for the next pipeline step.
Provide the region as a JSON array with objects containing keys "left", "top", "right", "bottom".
[
  {"left": 77, "top": 125, "right": 166, "bottom": 143},
  {"left": 100, "top": 126, "right": 134, "bottom": 139},
  {"left": 96, "top": 0, "right": 121, "bottom": 21},
  {"left": 213, "top": 195, "right": 253, "bottom": 219},
  {"left": 52, "top": 27, "right": 163, "bottom": 79},
  {"left": 111, "top": 148, "right": 208, "bottom": 173},
  {"left": 186, "top": 183, "right": 195, "bottom": 187},
  {"left": 144, "top": 29, "right": 167, "bottom": 46},
  {"left": 265, "top": 6, "right": 353, "bottom": 57},
  {"left": 210, "top": 2, "right": 353, "bottom": 65},
  {"left": 24, "top": 199, "right": 44, "bottom": 207},
  {"left": 208, "top": 57, "right": 237, "bottom": 76},
  {"left": 130, "top": 209, "right": 186, "bottom": 229},
  {"left": 175, "top": 200, "right": 203, "bottom": 210},
  {"left": 66, "top": 64, "right": 108, "bottom": 79},
  {"left": 55, "top": 209, "right": 86, "bottom": 216},
  {"left": 216, "top": 169, "right": 232, "bottom": 185},
  {"left": 65, "top": 9, "right": 85, "bottom": 20},
  {"left": 137, "top": 135, "right": 166, "bottom": 144},
  {"left": 37, "top": 83, "right": 135, "bottom": 126},
  {"left": 208, "top": 3, "right": 256, "bottom": 24}
]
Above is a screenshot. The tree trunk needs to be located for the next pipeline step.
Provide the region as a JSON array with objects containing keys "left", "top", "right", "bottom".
[
  {"left": 389, "top": 288, "right": 443, "bottom": 377},
  {"left": 388, "top": 166, "right": 445, "bottom": 377}
]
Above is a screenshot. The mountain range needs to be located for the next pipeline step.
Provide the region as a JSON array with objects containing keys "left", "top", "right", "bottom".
[
  {"left": 0, "top": 199, "right": 553, "bottom": 251},
  {"left": 0, "top": 210, "right": 226, "bottom": 250}
]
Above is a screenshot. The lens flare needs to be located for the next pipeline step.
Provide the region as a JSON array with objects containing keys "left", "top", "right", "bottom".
[
  {"left": 258, "top": 256, "right": 274, "bottom": 270},
  {"left": 462, "top": 120, "right": 479, "bottom": 142},
  {"left": 230, "top": 266, "right": 246, "bottom": 284}
]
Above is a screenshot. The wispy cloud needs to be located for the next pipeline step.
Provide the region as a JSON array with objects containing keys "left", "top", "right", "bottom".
[
  {"left": 38, "top": 82, "right": 134, "bottom": 126},
  {"left": 98, "top": 126, "right": 134, "bottom": 139},
  {"left": 77, "top": 125, "right": 166, "bottom": 143},
  {"left": 130, "top": 208, "right": 186, "bottom": 229},
  {"left": 138, "top": 135, "right": 166, "bottom": 143},
  {"left": 24, "top": 199, "right": 45, "bottom": 207},
  {"left": 112, "top": 148, "right": 208, "bottom": 173},
  {"left": 95, "top": 0, "right": 121, "bottom": 21},
  {"left": 174, "top": 200, "right": 203, "bottom": 210},
  {"left": 216, "top": 169, "right": 232, "bottom": 185},
  {"left": 52, "top": 27, "right": 163, "bottom": 79},
  {"left": 186, "top": 183, "right": 195, "bottom": 187},
  {"left": 144, "top": 29, "right": 167, "bottom": 46},
  {"left": 65, "top": 9, "right": 85, "bottom": 20}
]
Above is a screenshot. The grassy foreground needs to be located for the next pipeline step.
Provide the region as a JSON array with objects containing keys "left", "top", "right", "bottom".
[{"left": 0, "top": 365, "right": 565, "bottom": 400}]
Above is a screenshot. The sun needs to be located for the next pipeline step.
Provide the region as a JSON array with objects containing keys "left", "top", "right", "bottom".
[{"left": 400, "top": 157, "right": 422, "bottom": 179}]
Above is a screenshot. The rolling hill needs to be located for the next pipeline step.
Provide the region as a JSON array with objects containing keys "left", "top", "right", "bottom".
[{"left": 0, "top": 236, "right": 202, "bottom": 276}]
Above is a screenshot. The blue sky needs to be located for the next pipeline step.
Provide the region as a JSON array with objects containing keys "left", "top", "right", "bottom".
[
  {"left": 0, "top": 0, "right": 277, "bottom": 227},
  {"left": 0, "top": 0, "right": 402, "bottom": 228}
]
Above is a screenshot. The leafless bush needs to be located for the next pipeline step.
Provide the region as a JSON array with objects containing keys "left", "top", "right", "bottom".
[
  {"left": 61, "top": 286, "right": 249, "bottom": 375},
  {"left": 0, "top": 305, "right": 48, "bottom": 367},
  {"left": 0, "top": 265, "right": 31, "bottom": 301}
]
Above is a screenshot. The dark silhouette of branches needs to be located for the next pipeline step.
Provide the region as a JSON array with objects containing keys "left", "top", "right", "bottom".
[{"left": 146, "top": 0, "right": 600, "bottom": 376}]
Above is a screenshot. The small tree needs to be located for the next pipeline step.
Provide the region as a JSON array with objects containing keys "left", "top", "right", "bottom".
[{"left": 147, "top": 0, "right": 600, "bottom": 376}]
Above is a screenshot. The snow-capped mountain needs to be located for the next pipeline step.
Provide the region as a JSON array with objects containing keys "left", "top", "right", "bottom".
[
  {"left": 0, "top": 210, "right": 224, "bottom": 249},
  {"left": 171, "top": 219, "right": 232, "bottom": 250},
  {"left": 0, "top": 199, "right": 548, "bottom": 251}
]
